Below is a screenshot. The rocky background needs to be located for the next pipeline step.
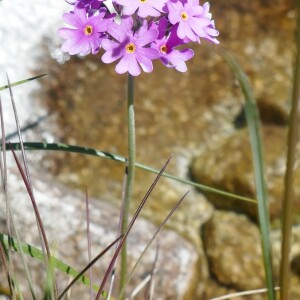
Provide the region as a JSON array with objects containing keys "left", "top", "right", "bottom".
[{"left": 1, "top": 0, "right": 300, "bottom": 299}]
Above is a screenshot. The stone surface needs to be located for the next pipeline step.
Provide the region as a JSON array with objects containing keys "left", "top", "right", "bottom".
[
  {"left": 202, "top": 210, "right": 265, "bottom": 290},
  {"left": 202, "top": 210, "right": 300, "bottom": 299},
  {"left": 190, "top": 125, "right": 300, "bottom": 223}
]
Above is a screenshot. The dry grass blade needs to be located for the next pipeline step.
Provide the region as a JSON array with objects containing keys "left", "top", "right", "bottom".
[
  {"left": 57, "top": 235, "right": 123, "bottom": 300},
  {"left": 2, "top": 81, "right": 37, "bottom": 299},
  {"left": 95, "top": 155, "right": 173, "bottom": 300},
  {"left": 117, "top": 190, "right": 189, "bottom": 300},
  {"left": 280, "top": 2, "right": 300, "bottom": 298},
  {"left": 146, "top": 243, "right": 159, "bottom": 300},
  {"left": 209, "top": 286, "right": 280, "bottom": 300},
  {"left": 126, "top": 274, "right": 154, "bottom": 300},
  {"left": 6, "top": 74, "right": 31, "bottom": 185}
]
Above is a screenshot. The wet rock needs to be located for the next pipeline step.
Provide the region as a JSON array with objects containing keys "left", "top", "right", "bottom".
[
  {"left": 0, "top": 163, "right": 200, "bottom": 300},
  {"left": 190, "top": 125, "right": 300, "bottom": 222}
]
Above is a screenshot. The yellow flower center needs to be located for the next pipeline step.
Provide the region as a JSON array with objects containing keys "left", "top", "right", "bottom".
[
  {"left": 160, "top": 45, "right": 168, "bottom": 54},
  {"left": 139, "top": 0, "right": 147, "bottom": 2},
  {"left": 180, "top": 11, "right": 189, "bottom": 21},
  {"left": 84, "top": 25, "right": 93, "bottom": 36},
  {"left": 126, "top": 43, "right": 136, "bottom": 54}
]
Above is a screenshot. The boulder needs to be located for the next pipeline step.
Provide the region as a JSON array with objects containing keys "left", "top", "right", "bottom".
[
  {"left": 202, "top": 210, "right": 300, "bottom": 299},
  {"left": 0, "top": 162, "right": 200, "bottom": 300},
  {"left": 190, "top": 125, "right": 300, "bottom": 223}
]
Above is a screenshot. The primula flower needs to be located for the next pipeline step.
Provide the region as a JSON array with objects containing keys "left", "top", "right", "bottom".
[
  {"left": 101, "top": 17, "right": 159, "bottom": 76},
  {"left": 59, "top": 0, "right": 219, "bottom": 74},
  {"left": 58, "top": 7, "right": 108, "bottom": 55},
  {"left": 167, "top": 0, "right": 217, "bottom": 43},
  {"left": 197, "top": 2, "right": 219, "bottom": 44},
  {"left": 114, "top": 0, "right": 168, "bottom": 18},
  {"left": 151, "top": 18, "right": 194, "bottom": 72}
]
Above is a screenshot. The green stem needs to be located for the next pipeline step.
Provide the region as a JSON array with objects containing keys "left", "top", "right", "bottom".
[
  {"left": 119, "top": 74, "right": 135, "bottom": 298},
  {"left": 279, "top": 2, "right": 300, "bottom": 299}
]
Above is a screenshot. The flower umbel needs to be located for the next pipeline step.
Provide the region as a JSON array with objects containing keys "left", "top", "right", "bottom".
[{"left": 58, "top": 0, "right": 219, "bottom": 75}]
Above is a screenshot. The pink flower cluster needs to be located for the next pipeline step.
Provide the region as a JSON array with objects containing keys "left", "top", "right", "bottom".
[{"left": 58, "top": 0, "right": 219, "bottom": 76}]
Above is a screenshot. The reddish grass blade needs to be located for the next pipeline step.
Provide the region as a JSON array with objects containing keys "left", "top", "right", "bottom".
[
  {"left": 8, "top": 144, "right": 52, "bottom": 260},
  {"left": 58, "top": 235, "right": 123, "bottom": 300},
  {"left": 6, "top": 74, "right": 57, "bottom": 297},
  {"left": 95, "top": 155, "right": 173, "bottom": 300},
  {"left": 117, "top": 190, "right": 189, "bottom": 300}
]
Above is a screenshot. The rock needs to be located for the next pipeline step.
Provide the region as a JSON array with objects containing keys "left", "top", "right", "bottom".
[
  {"left": 0, "top": 163, "right": 200, "bottom": 300},
  {"left": 257, "top": 83, "right": 289, "bottom": 126},
  {"left": 202, "top": 210, "right": 300, "bottom": 298},
  {"left": 202, "top": 210, "right": 265, "bottom": 290},
  {"left": 190, "top": 125, "right": 300, "bottom": 222}
]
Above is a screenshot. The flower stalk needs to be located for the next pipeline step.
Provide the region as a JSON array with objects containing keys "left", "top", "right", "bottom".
[{"left": 120, "top": 74, "right": 136, "bottom": 297}]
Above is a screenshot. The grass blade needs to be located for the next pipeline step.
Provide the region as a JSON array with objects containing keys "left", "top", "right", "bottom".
[
  {"left": 85, "top": 188, "right": 94, "bottom": 300},
  {"left": 221, "top": 48, "right": 275, "bottom": 300},
  {"left": 7, "top": 74, "right": 52, "bottom": 262},
  {"left": 95, "top": 155, "right": 172, "bottom": 300},
  {"left": 209, "top": 286, "right": 280, "bottom": 300},
  {"left": 279, "top": 2, "right": 300, "bottom": 298},
  {"left": 107, "top": 164, "right": 129, "bottom": 300},
  {"left": 145, "top": 242, "right": 159, "bottom": 300},
  {"left": 7, "top": 72, "right": 56, "bottom": 298},
  {"left": 0, "top": 74, "right": 46, "bottom": 91},
  {"left": 58, "top": 235, "right": 123, "bottom": 300},
  {"left": 0, "top": 95, "right": 15, "bottom": 297},
  {"left": 6, "top": 142, "right": 256, "bottom": 204},
  {"left": 0, "top": 232, "right": 103, "bottom": 291},
  {"left": 2, "top": 82, "right": 38, "bottom": 299},
  {"left": 117, "top": 191, "right": 189, "bottom": 300}
]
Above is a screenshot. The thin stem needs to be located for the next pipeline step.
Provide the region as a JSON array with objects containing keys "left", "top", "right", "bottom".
[
  {"left": 119, "top": 74, "right": 136, "bottom": 298},
  {"left": 279, "top": 2, "right": 300, "bottom": 299}
]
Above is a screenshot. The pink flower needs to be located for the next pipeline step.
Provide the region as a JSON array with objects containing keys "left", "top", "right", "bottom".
[
  {"left": 101, "top": 17, "right": 159, "bottom": 76},
  {"left": 58, "top": 7, "right": 109, "bottom": 55},
  {"left": 151, "top": 18, "right": 194, "bottom": 72},
  {"left": 167, "top": 0, "right": 219, "bottom": 43}
]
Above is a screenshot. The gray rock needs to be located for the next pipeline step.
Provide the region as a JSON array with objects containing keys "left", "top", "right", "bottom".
[{"left": 0, "top": 163, "right": 199, "bottom": 300}]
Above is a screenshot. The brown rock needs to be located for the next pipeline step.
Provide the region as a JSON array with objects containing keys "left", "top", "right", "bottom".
[
  {"left": 202, "top": 210, "right": 265, "bottom": 291},
  {"left": 202, "top": 211, "right": 300, "bottom": 299},
  {"left": 190, "top": 125, "right": 300, "bottom": 222}
]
